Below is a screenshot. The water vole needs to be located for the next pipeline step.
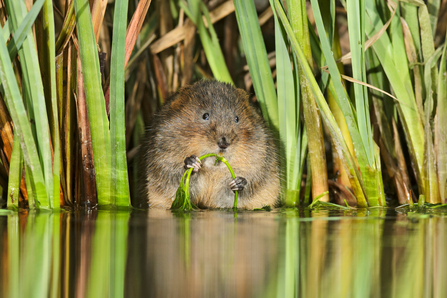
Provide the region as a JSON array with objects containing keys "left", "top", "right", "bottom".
[{"left": 136, "top": 80, "right": 279, "bottom": 209}]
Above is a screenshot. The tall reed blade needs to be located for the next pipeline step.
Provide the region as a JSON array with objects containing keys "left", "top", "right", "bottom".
[
  {"left": 56, "top": 44, "right": 77, "bottom": 205},
  {"left": 286, "top": 0, "right": 329, "bottom": 202},
  {"left": 6, "top": 0, "right": 53, "bottom": 207},
  {"left": 401, "top": 3, "right": 422, "bottom": 63},
  {"left": 181, "top": 0, "right": 233, "bottom": 84},
  {"left": 427, "top": 0, "right": 441, "bottom": 37},
  {"left": 401, "top": 17, "right": 425, "bottom": 122},
  {"left": 0, "top": 26, "right": 48, "bottom": 207},
  {"left": 365, "top": 1, "right": 426, "bottom": 198},
  {"left": 308, "top": 4, "right": 355, "bottom": 191},
  {"left": 55, "top": 0, "right": 75, "bottom": 54},
  {"left": 346, "top": 0, "right": 374, "bottom": 165},
  {"left": 423, "top": 48, "right": 442, "bottom": 204},
  {"left": 6, "top": 0, "right": 45, "bottom": 60},
  {"left": 326, "top": 0, "right": 383, "bottom": 205},
  {"left": 366, "top": 47, "right": 411, "bottom": 205},
  {"left": 110, "top": 0, "right": 131, "bottom": 206},
  {"left": 436, "top": 36, "right": 447, "bottom": 203},
  {"left": 233, "top": 0, "right": 279, "bottom": 132},
  {"left": 274, "top": 0, "right": 368, "bottom": 207},
  {"left": 76, "top": 57, "right": 98, "bottom": 206},
  {"left": 74, "top": 0, "right": 112, "bottom": 205},
  {"left": 272, "top": 2, "right": 299, "bottom": 204},
  {"left": 7, "top": 133, "right": 22, "bottom": 210},
  {"left": 419, "top": 5, "right": 438, "bottom": 88},
  {"left": 37, "top": 0, "right": 61, "bottom": 209}
]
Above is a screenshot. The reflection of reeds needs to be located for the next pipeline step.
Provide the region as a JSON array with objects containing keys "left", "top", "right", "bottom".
[
  {"left": 1, "top": 211, "right": 131, "bottom": 297},
  {"left": 0, "top": 0, "right": 446, "bottom": 209},
  {"left": 2, "top": 211, "right": 447, "bottom": 296},
  {"left": 6, "top": 215, "right": 19, "bottom": 298}
]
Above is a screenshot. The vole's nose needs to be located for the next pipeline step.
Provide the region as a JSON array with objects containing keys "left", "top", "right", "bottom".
[{"left": 218, "top": 137, "right": 230, "bottom": 149}]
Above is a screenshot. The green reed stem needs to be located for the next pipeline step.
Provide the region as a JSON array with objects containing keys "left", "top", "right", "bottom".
[
  {"left": 175, "top": 153, "right": 238, "bottom": 211},
  {"left": 0, "top": 25, "right": 48, "bottom": 208},
  {"left": 6, "top": 0, "right": 53, "bottom": 207},
  {"left": 74, "top": 0, "right": 111, "bottom": 205},
  {"left": 110, "top": 0, "right": 130, "bottom": 206},
  {"left": 180, "top": 0, "right": 232, "bottom": 84}
]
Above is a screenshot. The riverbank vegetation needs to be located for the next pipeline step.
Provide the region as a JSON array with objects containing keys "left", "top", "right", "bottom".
[{"left": 0, "top": 0, "right": 446, "bottom": 211}]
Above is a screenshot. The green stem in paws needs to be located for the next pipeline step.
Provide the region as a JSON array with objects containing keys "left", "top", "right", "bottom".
[{"left": 171, "top": 153, "right": 238, "bottom": 211}]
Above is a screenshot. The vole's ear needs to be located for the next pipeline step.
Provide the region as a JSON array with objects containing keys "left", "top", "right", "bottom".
[
  {"left": 236, "top": 87, "right": 264, "bottom": 120},
  {"left": 235, "top": 88, "right": 251, "bottom": 108},
  {"left": 169, "top": 88, "right": 192, "bottom": 110}
]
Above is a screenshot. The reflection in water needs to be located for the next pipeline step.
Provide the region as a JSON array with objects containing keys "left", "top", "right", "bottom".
[{"left": 0, "top": 209, "right": 446, "bottom": 297}]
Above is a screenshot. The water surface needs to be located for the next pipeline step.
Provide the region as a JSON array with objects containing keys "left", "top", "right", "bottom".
[{"left": 0, "top": 208, "right": 446, "bottom": 297}]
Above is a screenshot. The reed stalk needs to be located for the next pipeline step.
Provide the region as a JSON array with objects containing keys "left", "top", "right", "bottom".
[
  {"left": 436, "top": 31, "right": 447, "bottom": 202},
  {"left": 74, "top": 0, "right": 111, "bottom": 205},
  {"left": 274, "top": 0, "right": 368, "bottom": 207},
  {"left": 181, "top": 0, "right": 232, "bottom": 84},
  {"left": 287, "top": 0, "right": 329, "bottom": 203},
  {"left": 37, "top": 0, "right": 61, "bottom": 209},
  {"left": 6, "top": 133, "right": 22, "bottom": 210},
  {"left": 110, "top": 0, "right": 131, "bottom": 206},
  {"left": 0, "top": 23, "right": 48, "bottom": 208},
  {"left": 365, "top": 0, "right": 426, "bottom": 201},
  {"left": 233, "top": 0, "right": 279, "bottom": 131},
  {"left": 6, "top": 0, "right": 53, "bottom": 207}
]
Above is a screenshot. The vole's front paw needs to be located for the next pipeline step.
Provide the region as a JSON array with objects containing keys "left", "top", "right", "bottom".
[
  {"left": 229, "top": 177, "right": 247, "bottom": 191},
  {"left": 184, "top": 155, "right": 201, "bottom": 172}
]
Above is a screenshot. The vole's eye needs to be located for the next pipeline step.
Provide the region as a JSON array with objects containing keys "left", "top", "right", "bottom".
[
  {"left": 202, "top": 113, "right": 210, "bottom": 120},
  {"left": 235, "top": 116, "right": 239, "bottom": 123}
]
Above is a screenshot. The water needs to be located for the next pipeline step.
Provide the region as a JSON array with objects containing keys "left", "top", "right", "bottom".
[{"left": 0, "top": 208, "right": 446, "bottom": 297}]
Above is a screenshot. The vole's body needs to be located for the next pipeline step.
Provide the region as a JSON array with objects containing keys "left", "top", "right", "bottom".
[{"left": 136, "top": 80, "right": 279, "bottom": 209}]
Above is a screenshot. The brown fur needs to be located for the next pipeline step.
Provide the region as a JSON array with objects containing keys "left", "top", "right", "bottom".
[{"left": 135, "top": 80, "right": 280, "bottom": 209}]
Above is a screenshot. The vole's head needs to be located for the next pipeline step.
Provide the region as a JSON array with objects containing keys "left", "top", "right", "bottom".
[{"left": 165, "top": 80, "right": 262, "bottom": 158}]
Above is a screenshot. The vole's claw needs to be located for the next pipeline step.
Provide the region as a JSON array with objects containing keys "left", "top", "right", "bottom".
[
  {"left": 229, "top": 177, "right": 247, "bottom": 191},
  {"left": 184, "top": 155, "right": 201, "bottom": 172}
]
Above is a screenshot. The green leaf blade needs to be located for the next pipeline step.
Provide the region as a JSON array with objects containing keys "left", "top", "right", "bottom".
[
  {"left": 74, "top": 0, "right": 111, "bottom": 205},
  {"left": 0, "top": 25, "right": 48, "bottom": 207},
  {"left": 233, "top": 0, "right": 279, "bottom": 133},
  {"left": 6, "top": 0, "right": 53, "bottom": 207},
  {"left": 110, "top": 0, "right": 130, "bottom": 207}
]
